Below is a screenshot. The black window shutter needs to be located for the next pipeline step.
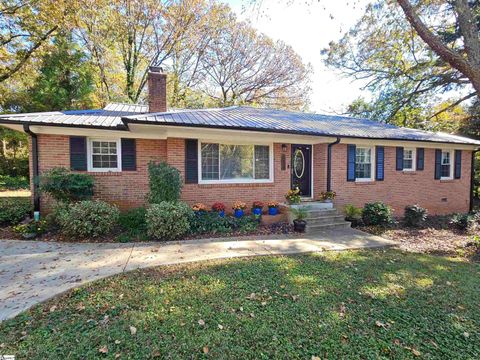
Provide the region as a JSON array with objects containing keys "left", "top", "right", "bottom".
[
  {"left": 347, "top": 144, "right": 356, "bottom": 182},
  {"left": 396, "top": 147, "right": 404, "bottom": 171},
  {"left": 376, "top": 146, "right": 384, "bottom": 181},
  {"left": 434, "top": 149, "right": 442, "bottom": 180},
  {"left": 185, "top": 139, "right": 198, "bottom": 184},
  {"left": 416, "top": 148, "right": 424, "bottom": 170},
  {"left": 454, "top": 150, "right": 462, "bottom": 179},
  {"left": 121, "top": 138, "right": 136, "bottom": 171},
  {"left": 70, "top": 136, "right": 87, "bottom": 171}
]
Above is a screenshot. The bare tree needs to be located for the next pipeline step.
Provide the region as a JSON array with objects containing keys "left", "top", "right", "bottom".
[{"left": 200, "top": 20, "right": 312, "bottom": 110}]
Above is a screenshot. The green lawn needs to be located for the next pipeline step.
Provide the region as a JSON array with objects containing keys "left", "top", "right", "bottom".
[{"left": 1, "top": 250, "right": 479, "bottom": 359}]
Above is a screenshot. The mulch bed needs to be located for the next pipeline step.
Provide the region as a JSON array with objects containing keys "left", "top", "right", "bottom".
[
  {"left": 0, "top": 222, "right": 294, "bottom": 243},
  {"left": 358, "top": 215, "right": 479, "bottom": 258}
]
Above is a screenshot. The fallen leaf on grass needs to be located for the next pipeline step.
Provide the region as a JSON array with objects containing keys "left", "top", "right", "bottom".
[
  {"left": 198, "top": 319, "right": 205, "bottom": 326},
  {"left": 98, "top": 345, "right": 108, "bottom": 354},
  {"left": 411, "top": 348, "right": 421, "bottom": 356},
  {"left": 203, "top": 346, "right": 209, "bottom": 354},
  {"left": 311, "top": 356, "right": 321, "bottom": 360},
  {"left": 49, "top": 305, "right": 57, "bottom": 312},
  {"left": 218, "top": 324, "right": 224, "bottom": 330},
  {"left": 129, "top": 326, "right": 137, "bottom": 335}
]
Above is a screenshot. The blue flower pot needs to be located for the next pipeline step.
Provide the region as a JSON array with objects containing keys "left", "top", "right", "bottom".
[
  {"left": 234, "top": 209, "right": 244, "bottom": 218},
  {"left": 252, "top": 208, "right": 262, "bottom": 216},
  {"left": 268, "top": 207, "right": 279, "bottom": 216},
  {"left": 218, "top": 210, "right": 225, "bottom": 218}
]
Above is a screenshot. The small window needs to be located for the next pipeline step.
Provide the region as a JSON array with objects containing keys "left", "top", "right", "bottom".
[
  {"left": 355, "top": 147, "right": 373, "bottom": 181},
  {"left": 441, "top": 150, "right": 452, "bottom": 179},
  {"left": 403, "top": 148, "right": 415, "bottom": 171},
  {"left": 88, "top": 139, "right": 121, "bottom": 172},
  {"left": 200, "top": 142, "right": 272, "bottom": 183}
]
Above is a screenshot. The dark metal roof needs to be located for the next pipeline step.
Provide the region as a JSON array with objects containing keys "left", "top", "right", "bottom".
[
  {"left": 125, "top": 106, "right": 480, "bottom": 145},
  {"left": 0, "top": 103, "right": 148, "bottom": 128},
  {"left": 0, "top": 104, "right": 478, "bottom": 145}
]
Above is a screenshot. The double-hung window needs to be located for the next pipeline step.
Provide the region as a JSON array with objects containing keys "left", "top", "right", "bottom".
[
  {"left": 441, "top": 150, "right": 453, "bottom": 179},
  {"left": 403, "top": 148, "right": 415, "bottom": 171},
  {"left": 200, "top": 142, "right": 272, "bottom": 183},
  {"left": 355, "top": 147, "right": 373, "bottom": 181},
  {"left": 88, "top": 139, "right": 121, "bottom": 172}
]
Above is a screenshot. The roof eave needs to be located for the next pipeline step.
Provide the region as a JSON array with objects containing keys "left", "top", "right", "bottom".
[{"left": 121, "top": 117, "right": 480, "bottom": 147}]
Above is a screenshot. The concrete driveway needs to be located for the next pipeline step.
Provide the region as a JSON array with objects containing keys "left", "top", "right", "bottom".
[{"left": 0, "top": 228, "right": 395, "bottom": 321}]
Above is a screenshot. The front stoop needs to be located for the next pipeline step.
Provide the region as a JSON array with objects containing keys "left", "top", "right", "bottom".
[{"left": 288, "top": 202, "right": 351, "bottom": 232}]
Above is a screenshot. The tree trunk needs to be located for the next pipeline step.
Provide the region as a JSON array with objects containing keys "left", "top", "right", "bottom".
[{"left": 397, "top": 0, "right": 480, "bottom": 96}]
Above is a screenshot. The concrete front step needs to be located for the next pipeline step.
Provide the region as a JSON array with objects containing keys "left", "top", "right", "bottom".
[
  {"left": 304, "top": 209, "right": 338, "bottom": 217},
  {"left": 307, "top": 221, "right": 351, "bottom": 232},
  {"left": 306, "top": 215, "right": 346, "bottom": 225}
]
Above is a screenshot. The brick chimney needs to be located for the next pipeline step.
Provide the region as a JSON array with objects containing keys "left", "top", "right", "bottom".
[{"left": 147, "top": 66, "right": 167, "bottom": 113}]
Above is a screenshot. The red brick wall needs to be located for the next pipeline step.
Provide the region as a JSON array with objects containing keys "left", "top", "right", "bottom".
[
  {"left": 32, "top": 134, "right": 472, "bottom": 215},
  {"left": 167, "top": 138, "right": 291, "bottom": 212},
  {"left": 330, "top": 144, "right": 472, "bottom": 215},
  {"left": 36, "top": 135, "right": 167, "bottom": 210}
]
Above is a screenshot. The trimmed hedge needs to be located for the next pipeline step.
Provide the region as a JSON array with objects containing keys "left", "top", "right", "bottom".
[
  {"left": 56, "top": 200, "right": 119, "bottom": 238},
  {"left": 40, "top": 167, "right": 94, "bottom": 203},
  {"left": 147, "top": 162, "right": 182, "bottom": 204},
  {"left": 0, "top": 197, "right": 31, "bottom": 225},
  {"left": 404, "top": 205, "right": 428, "bottom": 227},
  {"left": 0, "top": 175, "right": 29, "bottom": 190},
  {"left": 146, "top": 202, "right": 192, "bottom": 241}
]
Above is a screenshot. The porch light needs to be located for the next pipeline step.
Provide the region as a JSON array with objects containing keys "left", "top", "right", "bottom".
[{"left": 282, "top": 144, "right": 287, "bottom": 152}]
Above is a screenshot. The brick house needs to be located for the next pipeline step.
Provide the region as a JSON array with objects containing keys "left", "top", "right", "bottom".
[{"left": 0, "top": 67, "right": 479, "bottom": 216}]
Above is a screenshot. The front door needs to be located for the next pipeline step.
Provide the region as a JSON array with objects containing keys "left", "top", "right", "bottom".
[{"left": 291, "top": 144, "right": 312, "bottom": 197}]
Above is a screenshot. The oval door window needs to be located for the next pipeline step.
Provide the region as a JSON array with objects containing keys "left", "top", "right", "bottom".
[{"left": 294, "top": 149, "right": 305, "bottom": 178}]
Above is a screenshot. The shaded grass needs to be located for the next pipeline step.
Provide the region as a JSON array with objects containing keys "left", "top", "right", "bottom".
[{"left": 1, "top": 249, "right": 479, "bottom": 359}]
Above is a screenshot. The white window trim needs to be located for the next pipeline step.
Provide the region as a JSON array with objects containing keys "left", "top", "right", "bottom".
[
  {"left": 440, "top": 149, "right": 454, "bottom": 180},
  {"left": 87, "top": 138, "right": 122, "bottom": 172},
  {"left": 355, "top": 146, "right": 375, "bottom": 182},
  {"left": 198, "top": 141, "right": 274, "bottom": 184},
  {"left": 403, "top": 147, "right": 416, "bottom": 171}
]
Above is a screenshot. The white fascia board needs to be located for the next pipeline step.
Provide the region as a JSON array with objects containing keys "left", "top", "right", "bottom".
[{"left": 339, "top": 137, "right": 478, "bottom": 150}]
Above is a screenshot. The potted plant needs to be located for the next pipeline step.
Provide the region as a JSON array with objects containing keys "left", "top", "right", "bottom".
[
  {"left": 192, "top": 203, "right": 208, "bottom": 215},
  {"left": 232, "top": 201, "right": 247, "bottom": 218},
  {"left": 285, "top": 188, "right": 301, "bottom": 204},
  {"left": 267, "top": 201, "right": 280, "bottom": 215},
  {"left": 252, "top": 201, "right": 264, "bottom": 216},
  {"left": 318, "top": 191, "right": 336, "bottom": 203},
  {"left": 212, "top": 202, "right": 226, "bottom": 217},
  {"left": 289, "top": 206, "right": 309, "bottom": 233}
]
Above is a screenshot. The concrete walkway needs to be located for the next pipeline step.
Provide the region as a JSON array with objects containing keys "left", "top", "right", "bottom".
[{"left": 0, "top": 228, "right": 395, "bottom": 321}]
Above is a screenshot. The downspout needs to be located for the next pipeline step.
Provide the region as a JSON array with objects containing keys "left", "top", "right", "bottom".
[
  {"left": 23, "top": 124, "right": 40, "bottom": 214},
  {"left": 470, "top": 149, "right": 479, "bottom": 212},
  {"left": 327, "top": 137, "right": 341, "bottom": 192}
]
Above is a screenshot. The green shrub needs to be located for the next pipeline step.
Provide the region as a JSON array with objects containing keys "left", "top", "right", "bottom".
[
  {"left": 146, "top": 202, "right": 192, "bottom": 240},
  {"left": 362, "top": 202, "right": 393, "bottom": 226},
  {"left": 450, "top": 212, "right": 479, "bottom": 232},
  {"left": 147, "top": 162, "right": 182, "bottom": 204},
  {"left": 0, "top": 175, "right": 29, "bottom": 190},
  {"left": 119, "top": 207, "right": 147, "bottom": 235},
  {"left": 230, "top": 215, "right": 259, "bottom": 233},
  {"left": 404, "top": 205, "right": 428, "bottom": 227},
  {"left": 0, "top": 197, "right": 31, "bottom": 225},
  {"left": 13, "top": 220, "right": 48, "bottom": 239},
  {"left": 56, "top": 200, "right": 119, "bottom": 238},
  {"left": 40, "top": 167, "right": 94, "bottom": 202},
  {"left": 189, "top": 211, "right": 231, "bottom": 235}
]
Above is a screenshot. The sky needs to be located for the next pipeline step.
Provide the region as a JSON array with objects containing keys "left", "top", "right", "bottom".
[{"left": 224, "top": 0, "right": 371, "bottom": 114}]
